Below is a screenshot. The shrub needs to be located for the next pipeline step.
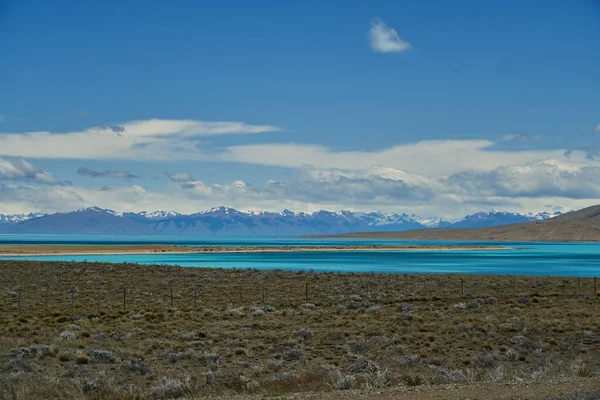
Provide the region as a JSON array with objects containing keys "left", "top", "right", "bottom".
[
  {"left": 293, "top": 328, "right": 314, "bottom": 340},
  {"left": 517, "top": 296, "right": 529, "bottom": 304},
  {"left": 475, "top": 351, "right": 498, "bottom": 368},
  {"left": 121, "top": 359, "right": 151, "bottom": 375},
  {"left": 323, "top": 365, "right": 356, "bottom": 390},
  {"left": 486, "top": 297, "right": 498, "bottom": 305},
  {"left": 152, "top": 377, "right": 185, "bottom": 399},
  {"left": 88, "top": 349, "right": 118, "bottom": 364},
  {"left": 396, "top": 302, "right": 413, "bottom": 313},
  {"left": 75, "top": 353, "right": 90, "bottom": 365},
  {"left": 59, "top": 330, "right": 77, "bottom": 341},
  {"left": 365, "top": 369, "right": 390, "bottom": 389},
  {"left": 466, "top": 299, "right": 481, "bottom": 309},
  {"left": 332, "top": 304, "right": 345, "bottom": 315},
  {"left": 271, "top": 370, "right": 298, "bottom": 382},
  {"left": 505, "top": 348, "right": 518, "bottom": 361},
  {"left": 253, "top": 308, "right": 265, "bottom": 318},
  {"left": 10, "top": 345, "right": 52, "bottom": 359},
  {"left": 349, "top": 358, "right": 379, "bottom": 373},
  {"left": 282, "top": 346, "right": 303, "bottom": 360},
  {"left": 366, "top": 305, "right": 381, "bottom": 314},
  {"left": 81, "top": 379, "right": 101, "bottom": 393}
]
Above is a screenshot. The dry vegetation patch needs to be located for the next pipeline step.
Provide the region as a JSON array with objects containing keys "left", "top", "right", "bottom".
[{"left": 0, "top": 260, "right": 599, "bottom": 399}]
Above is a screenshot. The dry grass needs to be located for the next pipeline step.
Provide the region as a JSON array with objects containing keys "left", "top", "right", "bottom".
[{"left": 1, "top": 260, "right": 599, "bottom": 399}]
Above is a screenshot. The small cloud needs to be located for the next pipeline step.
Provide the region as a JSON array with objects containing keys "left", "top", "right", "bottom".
[
  {"left": 564, "top": 146, "right": 600, "bottom": 160},
  {"left": 165, "top": 172, "right": 194, "bottom": 182},
  {"left": 77, "top": 167, "right": 140, "bottom": 179},
  {"left": 0, "top": 114, "right": 4, "bottom": 122},
  {"left": 93, "top": 124, "right": 126, "bottom": 137},
  {"left": 367, "top": 18, "right": 412, "bottom": 53},
  {"left": 502, "top": 133, "right": 541, "bottom": 141},
  {"left": 0, "top": 156, "right": 60, "bottom": 185},
  {"left": 595, "top": 123, "right": 600, "bottom": 133}
]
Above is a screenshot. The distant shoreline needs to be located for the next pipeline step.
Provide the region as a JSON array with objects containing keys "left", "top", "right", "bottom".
[{"left": 0, "top": 244, "right": 512, "bottom": 257}]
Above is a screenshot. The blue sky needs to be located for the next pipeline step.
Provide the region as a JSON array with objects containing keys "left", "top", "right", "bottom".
[{"left": 0, "top": 0, "right": 599, "bottom": 217}]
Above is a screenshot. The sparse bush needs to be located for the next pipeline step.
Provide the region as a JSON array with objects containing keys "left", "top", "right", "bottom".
[
  {"left": 10, "top": 345, "right": 52, "bottom": 359},
  {"left": 81, "top": 378, "right": 101, "bottom": 393},
  {"left": 365, "top": 369, "right": 390, "bottom": 389},
  {"left": 475, "top": 350, "right": 499, "bottom": 368},
  {"left": 466, "top": 299, "right": 481, "bottom": 309},
  {"left": 349, "top": 358, "right": 379, "bottom": 373},
  {"left": 59, "top": 330, "right": 77, "bottom": 341},
  {"left": 332, "top": 304, "right": 345, "bottom": 315},
  {"left": 180, "top": 331, "right": 197, "bottom": 341},
  {"left": 253, "top": 308, "right": 264, "bottom": 318},
  {"left": 366, "top": 304, "right": 381, "bottom": 314},
  {"left": 517, "top": 296, "right": 529, "bottom": 304},
  {"left": 486, "top": 297, "right": 498, "bottom": 305},
  {"left": 272, "top": 370, "right": 298, "bottom": 382},
  {"left": 282, "top": 346, "right": 303, "bottom": 360},
  {"left": 152, "top": 377, "right": 185, "bottom": 399},
  {"left": 323, "top": 364, "right": 356, "bottom": 390},
  {"left": 75, "top": 353, "right": 90, "bottom": 365},
  {"left": 267, "top": 358, "right": 283, "bottom": 371},
  {"left": 121, "top": 359, "right": 151, "bottom": 375},
  {"left": 227, "top": 307, "right": 244, "bottom": 317},
  {"left": 293, "top": 328, "right": 314, "bottom": 340},
  {"left": 87, "top": 349, "right": 118, "bottom": 364}
]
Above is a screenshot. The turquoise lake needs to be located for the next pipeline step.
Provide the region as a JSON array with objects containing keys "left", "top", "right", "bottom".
[{"left": 1, "top": 234, "right": 599, "bottom": 277}]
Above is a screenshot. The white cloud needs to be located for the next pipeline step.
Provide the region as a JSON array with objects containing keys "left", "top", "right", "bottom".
[
  {"left": 0, "top": 114, "right": 4, "bottom": 122},
  {"left": 222, "top": 140, "right": 571, "bottom": 175},
  {"left": 596, "top": 123, "right": 600, "bottom": 133},
  {"left": 0, "top": 157, "right": 59, "bottom": 184},
  {"left": 367, "top": 19, "right": 412, "bottom": 53},
  {"left": 77, "top": 167, "right": 140, "bottom": 179},
  {"left": 2, "top": 160, "right": 600, "bottom": 218},
  {"left": 0, "top": 119, "right": 281, "bottom": 160},
  {"left": 165, "top": 172, "right": 195, "bottom": 182}
]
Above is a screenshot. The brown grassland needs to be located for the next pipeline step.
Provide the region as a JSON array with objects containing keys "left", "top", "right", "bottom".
[{"left": 1, "top": 260, "right": 599, "bottom": 399}]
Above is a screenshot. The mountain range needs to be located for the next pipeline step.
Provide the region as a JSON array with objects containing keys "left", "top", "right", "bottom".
[
  {"left": 0, "top": 206, "right": 562, "bottom": 235},
  {"left": 327, "top": 204, "right": 599, "bottom": 242}
]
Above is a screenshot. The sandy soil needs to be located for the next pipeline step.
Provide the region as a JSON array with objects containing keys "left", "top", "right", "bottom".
[{"left": 0, "top": 244, "right": 511, "bottom": 257}]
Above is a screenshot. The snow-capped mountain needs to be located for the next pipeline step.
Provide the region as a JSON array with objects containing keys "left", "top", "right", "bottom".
[
  {"left": 138, "top": 210, "right": 181, "bottom": 220},
  {"left": 0, "top": 207, "right": 564, "bottom": 235},
  {"left": 0, "top": 212, "right": 46, "bottom": 227},
  {"left": 451, "top": 210, "right": 562, "bottom": 229}
]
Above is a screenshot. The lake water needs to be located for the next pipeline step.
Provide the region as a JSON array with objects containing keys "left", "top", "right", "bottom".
[{"left": 0, "top": 234, "right": 599, "bottom": 277}]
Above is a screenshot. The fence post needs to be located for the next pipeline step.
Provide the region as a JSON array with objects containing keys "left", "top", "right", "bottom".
[
  {"left": 18, "top": 291, "right": 21, "bottom": 315},
  {"left": 460, "top": 279, "right": 464, "bottom": 296},
  {"left": 305, "top": 283, "right": 308, "bottom": 302}
]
